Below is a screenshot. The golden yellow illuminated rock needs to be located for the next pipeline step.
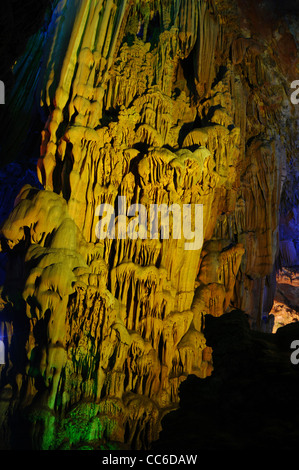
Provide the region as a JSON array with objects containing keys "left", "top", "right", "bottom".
[{"left": 0, "top": 0, "right": 298, "bottom": 451}]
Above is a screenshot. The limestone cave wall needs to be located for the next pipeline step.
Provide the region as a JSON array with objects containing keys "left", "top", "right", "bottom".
[{"left": 0, "top": 0, "right": 298, "bottom": 450}]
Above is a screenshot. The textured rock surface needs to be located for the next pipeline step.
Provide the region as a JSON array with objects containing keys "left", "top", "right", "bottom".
[{"left": 0, "top": 0, "right": 298, "bottom": 450}]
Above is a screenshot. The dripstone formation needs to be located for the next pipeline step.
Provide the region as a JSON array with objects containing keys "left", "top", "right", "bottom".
[{"left": 0, "top": 0, "right": 298, "bottom": 450}]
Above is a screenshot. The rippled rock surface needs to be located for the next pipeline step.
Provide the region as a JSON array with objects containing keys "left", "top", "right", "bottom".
[{"left": 0, "top": 0, "right": 298, "bottom": 450}]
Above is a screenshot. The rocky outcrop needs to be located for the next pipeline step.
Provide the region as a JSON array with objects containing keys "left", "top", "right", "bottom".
[
  {"left": 0, "top": 0, "right": 298, "bottom": 450},
  {"left": 269, "top": 268, "right": 299, "bottom": 333},
  {"left": 152, "top": 310, "right": 299, "bottom": 450}
]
